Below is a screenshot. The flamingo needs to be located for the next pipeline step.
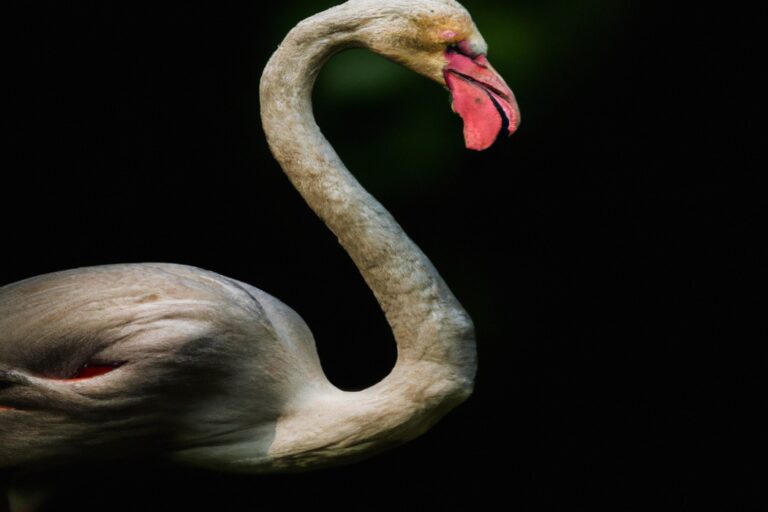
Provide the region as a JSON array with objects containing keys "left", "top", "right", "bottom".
[{"left": 1, "top": 0, "right": 519, "bottom": 508}]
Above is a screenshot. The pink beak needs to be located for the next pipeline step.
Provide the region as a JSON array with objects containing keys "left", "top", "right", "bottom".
[{"left": 444, "top": 49, "right": 521, "bottom": 151}]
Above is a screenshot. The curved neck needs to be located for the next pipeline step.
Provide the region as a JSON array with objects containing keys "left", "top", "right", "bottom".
[{"left": 259, "top": 3, "right": 476, "bottom": 469}]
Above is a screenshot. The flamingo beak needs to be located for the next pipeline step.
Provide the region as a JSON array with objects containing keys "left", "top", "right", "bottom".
[{"left": 444, "top": 49, "right": 521, "bottom": 151}]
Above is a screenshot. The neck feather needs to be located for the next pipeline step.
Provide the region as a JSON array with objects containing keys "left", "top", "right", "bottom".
[{"left": 258, "top": 3, "right": 476, "bottom": 469}]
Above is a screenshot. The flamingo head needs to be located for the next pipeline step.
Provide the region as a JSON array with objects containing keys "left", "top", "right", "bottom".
[{"left": 349, "top": 0, "right": 520, "bottom": 150}]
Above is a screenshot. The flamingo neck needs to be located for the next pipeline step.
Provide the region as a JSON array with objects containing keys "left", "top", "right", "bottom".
[{"left": 258, "top": 3, "right": 476, "bottom": 469}]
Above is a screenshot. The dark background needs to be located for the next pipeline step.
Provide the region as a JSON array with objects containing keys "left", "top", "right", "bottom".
[{"left": 2, "top": 1, "right": 756, "bottom": 510}]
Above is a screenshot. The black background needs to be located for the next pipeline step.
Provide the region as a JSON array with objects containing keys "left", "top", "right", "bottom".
[{"left": 1, "top": 1, "right": 756, "bottom": 510}]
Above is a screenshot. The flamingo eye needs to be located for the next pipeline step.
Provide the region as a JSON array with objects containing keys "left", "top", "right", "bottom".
[
  {"left": 68, "top": 362, "right": 124, "bottom": 381},
  {"left": 440, "top": 30, "right": 458, "bottom": 41}
]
